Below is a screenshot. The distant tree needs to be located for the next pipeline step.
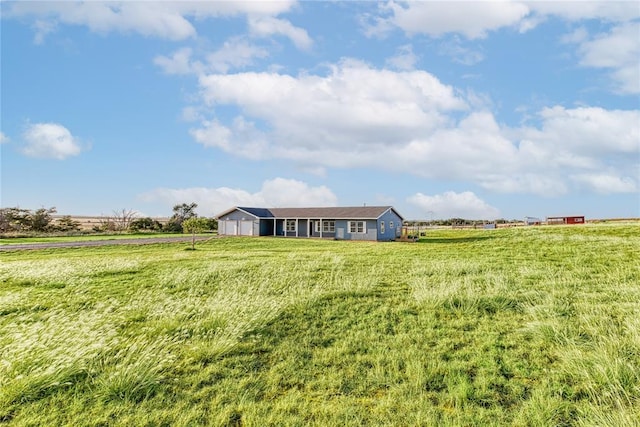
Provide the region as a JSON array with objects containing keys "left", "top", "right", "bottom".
[
  {"left": 30, "top": 207, "right": 57, "bottom": 232},
  {"left": 94, "top": 216, "right": 116, "bottom": 233},
  {"left": 204, "top": 217, "right": 218, "bottom": 231},
  {"left": 166, "top": 202, "right": 198, "bottom": 233},
  {"left": 0, "top": 207, "right": 30, "bottom": 233},
  {"left": 111, "top": 209, "right": 138, "bottom": 232},
  {"left": 55, "top": 215, "right": 82, "bottom": 232},
  {"left": 182, "top": 217, "right": 209, "bottom": 250},
  {"left": 129, "top": 217, "right": 163, "bottom": 232}
]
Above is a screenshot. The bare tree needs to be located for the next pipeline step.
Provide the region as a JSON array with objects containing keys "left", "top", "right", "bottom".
[{"left": 111, "top": 209, "right": 138, "bottom": 232}]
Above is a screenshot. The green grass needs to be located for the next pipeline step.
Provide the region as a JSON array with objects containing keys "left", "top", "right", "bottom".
[{"left": 1, "top": 224, "right": 639, "bottom": 426}]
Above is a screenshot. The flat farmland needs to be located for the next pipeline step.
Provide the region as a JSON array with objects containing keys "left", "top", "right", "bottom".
[{"left": 1, "top": 225, "right": 639, "bottom": 426}]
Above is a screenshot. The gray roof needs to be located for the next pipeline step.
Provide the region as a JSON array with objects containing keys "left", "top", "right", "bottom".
[
  {"left": 237, "top": 207, "right": 274, "bottom": 218},
  {"left": 216, "top": 206, "right": 403, "bottom": 220}
]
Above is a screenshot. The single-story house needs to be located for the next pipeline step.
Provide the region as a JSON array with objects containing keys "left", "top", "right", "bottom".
[{"left": 215, "top": 206, "right": 404, "bottom": 241}]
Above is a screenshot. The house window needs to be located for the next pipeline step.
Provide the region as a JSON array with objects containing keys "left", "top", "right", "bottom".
[
  {"left": 348, "top": 221, "right": 365, "bottom": 234},
  {"left": 390, "top": 221, "right": 394, "bottom": 229},
  {"left": 380, "top": 221, "right": 385, "bottom": 234},
  {"left": 315, "top": 221, "right": 335, "bottom": 232},
  {"left": 286, "top": 219, "right": 296, "bottom": 232}
]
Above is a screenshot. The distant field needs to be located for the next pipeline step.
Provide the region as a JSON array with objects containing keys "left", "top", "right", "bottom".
[{"left": 1, "top": 224, "right": 638, "bottom": 426}]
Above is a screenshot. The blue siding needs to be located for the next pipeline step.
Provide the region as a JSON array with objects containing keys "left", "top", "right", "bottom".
[{"left": 377, "top": 208, "right": 403, "bottom": 241}]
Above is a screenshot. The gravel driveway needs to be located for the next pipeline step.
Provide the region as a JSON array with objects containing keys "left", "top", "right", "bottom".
[{"left": 0, "top": 236, "right": 214, "bottom": 251}]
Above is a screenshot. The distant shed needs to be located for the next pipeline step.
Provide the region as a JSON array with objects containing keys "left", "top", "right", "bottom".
[{"left": 546, "top": 216, "right": 585, "bottom": 225}]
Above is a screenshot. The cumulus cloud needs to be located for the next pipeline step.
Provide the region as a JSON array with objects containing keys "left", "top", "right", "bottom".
[
  {"left": 248, "top": 16, "right": 313, "bottom": 50},
  {"left": 154, "top": 39, "right": 269, "bottom": 76},
  {"left": 188, "top": 59, "right": 638, "bottom": 196},
  {"left": 139, "top": 178, "right": 337, "bottom": 215},
  {"left": 571, "top": 173, "right": 638, "bottom": 194},
  {"left": 194, "top": 59, "right": 467, "bottom": 157},
  {"left": 368, "top": 1, "right": 639, "bottom": 40},
  {"left": 385, "top": 44, "right": 418, "bottom": 70},
  {"left": 407, "top": 191, "right": 501, "bottom": 220},
  {"left": 371, "top": 1, "right": 530, "bottom": 39},
  {"left": 6, "top": 1, "right": 297, "bottom": 42},
  {"left": 21, "top": 123, "right": 84, "bottom": 160},
  {"left": 0, "top": 132, "right": 9, "bottom": 144},
  {"left": 574, "top": 22, "right": 640, "bottom": 94},
  {"left": 154, "top": 47, "right": 201, "bottom": 75},
  {"left": 206, "top": 38, "right": 270, "bottom": 73}
]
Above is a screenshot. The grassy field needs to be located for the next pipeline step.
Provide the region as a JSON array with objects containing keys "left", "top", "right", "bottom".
[{"left": 1, "top": 224, "right": 638, "bottom": 426}]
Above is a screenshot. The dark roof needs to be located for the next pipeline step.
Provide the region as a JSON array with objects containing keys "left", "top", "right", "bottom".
[
  {"left": 214, "top": 206, "right": 274, "bottom": 219},
  {"left": 237, "top": 207, "right": 274, "bottom": 218},
  {"left": 216, "top": 206, "right": 403, "bottom": 220}
]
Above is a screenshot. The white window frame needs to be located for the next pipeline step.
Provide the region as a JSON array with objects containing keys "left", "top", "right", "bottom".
[
  {"left": 323, "top": 220, "right": 335, "bottom": 232},
  {"left": 314, "top": 221, "right": 321, "bottom": 233},
  {"left": 380, "top": 221, "right": 385, "bottom": 234},
  {"left": 390, "top": 221, "right": 394, "bottom": 229},
  {"left": 348, "top": 221, "right": 366, "bottom": 234},
  {"left": 286, "top": 219, "right": 296, "bottom": 232}
]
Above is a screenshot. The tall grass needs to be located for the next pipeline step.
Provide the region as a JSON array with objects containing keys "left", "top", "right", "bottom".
[{"left": 0, "top": 224, "right": 638, "bottom": 425}]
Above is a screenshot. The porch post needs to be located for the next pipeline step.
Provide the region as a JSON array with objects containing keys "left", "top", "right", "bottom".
[
  {"left": 296, "top": 218, "right": 299, "bottom": 237},
  {"left": 273, "top": 218, "right": 276, "bottom": 236},
  {"left": 320, "top": 218, "right": 323, "bottom": 238}
]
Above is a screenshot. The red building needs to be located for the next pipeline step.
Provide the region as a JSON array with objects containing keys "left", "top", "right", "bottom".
[{"left": 546, "top": 216, "right": 585, "bottom": 225}]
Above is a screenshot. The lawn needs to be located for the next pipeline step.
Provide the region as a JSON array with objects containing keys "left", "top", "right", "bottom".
[{"left": 0, "top": 224, "right": 639, "bottom": 426}]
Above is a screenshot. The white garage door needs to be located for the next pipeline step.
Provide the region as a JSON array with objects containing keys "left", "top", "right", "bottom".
[
  {"left": 223, "top": 221, "right": 238, "bottom": 235},
  {"left": 239, "top": 221, "right": 253, "bottom": 236}
]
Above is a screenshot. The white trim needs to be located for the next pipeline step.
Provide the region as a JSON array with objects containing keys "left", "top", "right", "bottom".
[{"left": 348, "top": 220, "right": 366, "bottom": 234}]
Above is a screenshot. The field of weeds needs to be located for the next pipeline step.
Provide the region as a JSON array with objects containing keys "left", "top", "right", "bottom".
[{"left": 1, "top": 224, "right": 639, "bottom": 426}]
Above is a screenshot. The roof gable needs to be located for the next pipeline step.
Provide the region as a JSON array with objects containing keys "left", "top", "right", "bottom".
[
  {"left": 237, "top": 207, "right": 274, "bottom": 218},
  {"left": 216, "top": 206, "right": 404, "bottom": 221}
]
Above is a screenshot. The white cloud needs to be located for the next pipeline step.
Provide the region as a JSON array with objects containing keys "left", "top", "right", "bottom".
[
  {"left": 370, "top": 1, "right": 639, "bottom": 40},
  {"left": 195, "top": 59, "right": 467, "bottom": 154},
  {"left": 523, "top": 106, "right": 640, "bottom": 155},
  {"left": 139, "top": 178, "right": 337, "bottom": 215},
  {"left": 0, "top": 132, "right": 9, "bottom": 144},
  {"left": 377, "top": 1, "right": 530, "bottom": 39},
  {"left": 190, "top": 60, "right": 638, "bottom": 196},
  {"left": 21, "top": 123, "right": 84, "bottom": 160},
  {"left": 155, "top": 38, "right": 270, "bottom": 76},
  {"left": 407, "top": 191, "right": 501, "bottom": 220},
  {"left": 6, "top": 1, "right": 297, "bottom": 42},
  {"left": 206, "top": 38, "right": 270, "bottom": 73},
  {"left": 385, "top": 44, "right": 418, "bottom": 70},
  {"left": 527, "top": 1, "right": 640, "bottom": 23},
  {"left": 248, "top": 16, "right": 313, "bottom": 50},
  {"left": 571, "top": 173, "right": 638, "bottom": 194},
  {"left": 154, "top": 47, "right": 201, "bottom": 75},
  {"left": 575, "top": 22, "right": 640, "bottom": 94}
]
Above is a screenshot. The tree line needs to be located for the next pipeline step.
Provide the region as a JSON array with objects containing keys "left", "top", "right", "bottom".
[{"left": 0, "top": 203, "right": 217, "bottom": 235}]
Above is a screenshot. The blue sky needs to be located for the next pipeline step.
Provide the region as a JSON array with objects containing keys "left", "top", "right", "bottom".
[{"left": 1, "top": 1, "right": 639, "bottom": 220}]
